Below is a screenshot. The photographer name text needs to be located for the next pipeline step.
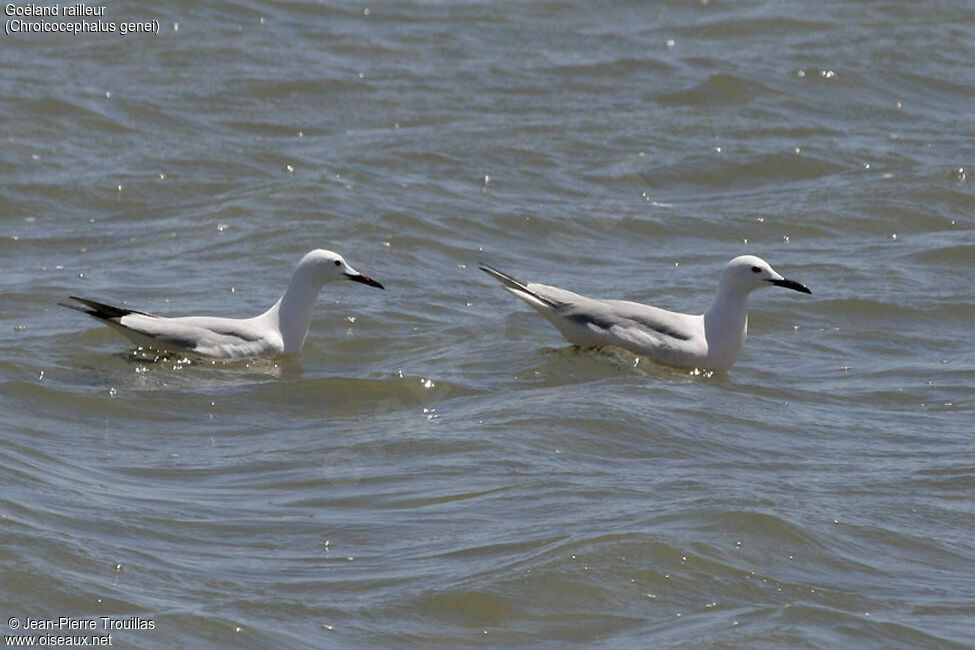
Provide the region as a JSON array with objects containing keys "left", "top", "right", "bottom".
[{"left": 7, "top": 616, "right": 155, "bottom": 631}]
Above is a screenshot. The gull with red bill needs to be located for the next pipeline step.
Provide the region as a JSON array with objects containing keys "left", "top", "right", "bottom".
[
  {"left": 480, "top": 255, "right": 811, "bottom": 372},
  {"left": 62, "top": 249, "right": 384, "bottom": 358}
]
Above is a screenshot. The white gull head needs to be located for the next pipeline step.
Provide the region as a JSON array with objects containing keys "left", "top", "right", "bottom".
[
  {"left": 293, "top": 249, "right": 385, "bottom": 290},
  {"left": 273, "top": 249, "right": 384, "bottom": 353},
  {"left": 717, "top": 255, "right": 812, "bottom": 296}
]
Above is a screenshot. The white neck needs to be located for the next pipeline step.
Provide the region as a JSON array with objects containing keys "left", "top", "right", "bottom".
[
  {"left": 703, "top": 281, "right": 750, "bottom": 369},
  {"left": 263, "top": 262, "right": 325, "bottom": 354}
]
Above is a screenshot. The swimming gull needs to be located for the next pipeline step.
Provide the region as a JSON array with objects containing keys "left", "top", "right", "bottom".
[
  {"left": 480, "top": 255, "right": 810, "bottom": 371},
  {"left": 63, "top": 249, "right": 384, "bottom": 358}
]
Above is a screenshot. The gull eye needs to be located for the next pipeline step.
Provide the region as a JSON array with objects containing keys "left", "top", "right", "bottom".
[
  {"left": 334, "top": 260, "right": 342, "bottom": 266},
  {"left": 751, "top": 266, "right": 761, "bottom": 273}
]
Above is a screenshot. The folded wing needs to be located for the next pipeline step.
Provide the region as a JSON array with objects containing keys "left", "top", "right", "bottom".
[{"left": 61, "top": 296, "right": 275, "bottom": 357}]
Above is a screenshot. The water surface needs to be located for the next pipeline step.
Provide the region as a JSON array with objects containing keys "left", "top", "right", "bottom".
[{"left": 2, "top": 0, "right": 973, "bottom": 647}]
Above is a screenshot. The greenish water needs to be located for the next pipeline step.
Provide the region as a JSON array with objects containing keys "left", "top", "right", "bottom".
[{"left": 1, "top": 1, "right": 973, "bottom": 647}]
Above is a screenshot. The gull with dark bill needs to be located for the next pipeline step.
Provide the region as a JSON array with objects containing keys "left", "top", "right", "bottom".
[
  {"left": 480, "top": 255, "right": 811, "bottom": 371},
  {"left": 63, "top": 249, "right": 384, "bottom": 359}
]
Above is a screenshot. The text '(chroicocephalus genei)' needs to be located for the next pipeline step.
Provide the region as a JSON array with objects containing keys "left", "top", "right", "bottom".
[
  {"left": 62, "top": 249, "right": 384, "bottom": 358},
  {"left": 480, "top": 255, "right": 811, "bottom": 371}
]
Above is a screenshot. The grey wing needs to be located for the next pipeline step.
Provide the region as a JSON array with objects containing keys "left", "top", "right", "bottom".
[
  {"left": 117, "top": 314, "right": 266, "bottom": 353},
  {"left": 548, "top": 295, "right": 701, "bottom": 351},
  {"left": 63, "top": 297, "right": 272, "bottom": 356},
  {"left": 61, "top": 297, "right": 200, "bottom": 348},
  {"left": 596, "top": 300, "right": 697, "bottom": 342},
  {"left": 525, "top": 287, "right": 688, "bottom": 339}
]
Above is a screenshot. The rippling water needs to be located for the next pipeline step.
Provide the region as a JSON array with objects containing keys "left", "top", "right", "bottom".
[{"left": 2, "top": 1, "right": 973, "bottom": 647}]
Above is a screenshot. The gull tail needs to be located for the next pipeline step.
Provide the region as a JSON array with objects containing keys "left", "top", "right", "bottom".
[
  {"left": 60, "top": 296, "right": 154, "bottom": 323},
  {"left": 479, "top": 264, "right": 559, "bottom": 309}
]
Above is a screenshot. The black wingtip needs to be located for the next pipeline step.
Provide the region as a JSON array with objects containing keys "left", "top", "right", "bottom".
[
  {"left": 479, "top": 264, "right": 529, "bottom": 287},
  {"left": 59, "top": 299, "right": 88, "bottom": 314},
  {"left": 479, "top": 263, "right": 562, "bottom": 309},
  {"left": 61, "top": 297, "right": 152, "bottom": 320}
]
